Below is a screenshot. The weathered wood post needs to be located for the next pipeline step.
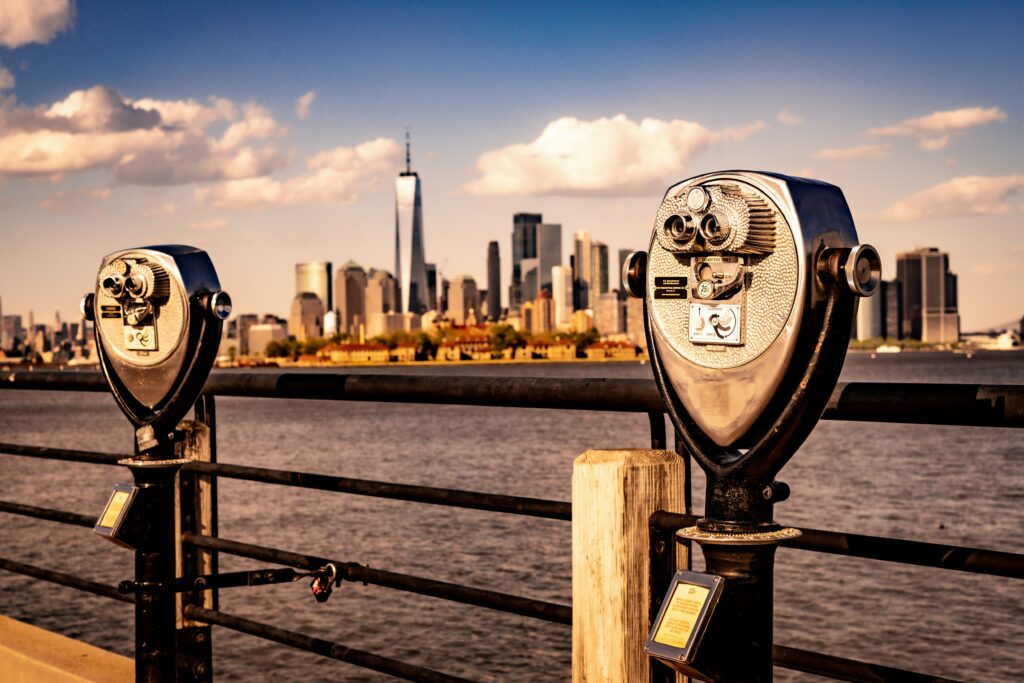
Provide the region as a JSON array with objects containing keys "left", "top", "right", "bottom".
[
  {"left": 572, "top": 449, "right": 686, "bottom": 682},
  {"left": 174, "top": 396, "right": 217, "bottom": 682}
]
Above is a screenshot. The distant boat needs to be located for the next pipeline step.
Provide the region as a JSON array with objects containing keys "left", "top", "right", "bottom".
[{"left": 875, "top": 345, "right": 902, "bottom": 354}]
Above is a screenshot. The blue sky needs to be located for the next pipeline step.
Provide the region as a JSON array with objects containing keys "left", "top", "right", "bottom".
[{"left": 1, "top": 0, "right": 1022, "bottom": 329}]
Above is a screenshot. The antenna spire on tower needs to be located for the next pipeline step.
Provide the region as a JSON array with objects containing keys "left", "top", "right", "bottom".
[{"left": 405, "top": 127, "right": 411, "bottom": 174}]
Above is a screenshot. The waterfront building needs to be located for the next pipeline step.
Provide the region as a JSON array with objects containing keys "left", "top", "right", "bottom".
[
  {"left": 594, "top": 291, "right": 625, "bottom": 335},
  {"left": 336, "top": 261, "right": 367, "bottom": 335},
  {"left": 366, "top": 270, "right": 399, "bottom": 319},
  {"left": 487, "top": 241, "right": 500, "bottom": 321},
  {"left": 521, "top": 301, "right": 534, "bottom": 332},
  {"left": 510, "top": 213, "right": 542, "bottom": 309},
  {"left": 881, "top": 280, "right": 903, "bottom": 340},
  {"left": 584, "top": 340, "right": 637, "bottom": 360},
  {"left": 296, "top": 262, "right": 333, "bottom": 315},
  {"left": 570, "top": 308, "right": 593, "bottom": 333},
  {"left": 425, "top": 263, "right": 438, "bottom": 312},
  {"left": 395, "top": 134, "right": 429, "bottom": 314},
  {"left": 591, "top": 241, "right": 609, "bottom": 296},
  {"left": 2, "top": 314, "right": 21, "bottom": 353},
  {"left": 318, "top": 342, "right": 390, "bottom": 363},
  {"left": 896, "top": 247, "right": 960, "bottom": 343},
  {"left": 448, "top": 275, "right": 479, "bottom": 326},
  {"left": 551, "top": 265, "right": 573, "bottom": 330},
  {"left": 366, "top": 311, "right": 405, "bottom": 338},
  {"left": 537, "top": 223, "right": 562, "bottom": 295},
  {"left": 247, "top": 323, "right": 287, "bottom": 357},
  {"left": 323, "top": 310, "right": 338, "bottom": 337},
  {"left": 236, "top": 314, "right": 259, "bottom": 355},
  {"left": 533, "top": 292, "right": 553, "bottom": 334},
  {"left": 573, "top": 231, "right": 592, "bottom": 310},
  {"left": 524, "top": 339, "right": 576, "bottom": 360},
  {"left": 288, "top": 292, "right": 324, "bottom": 342},
  {"left": 855, "top": 290, "right": 883, "bottom": 341}
]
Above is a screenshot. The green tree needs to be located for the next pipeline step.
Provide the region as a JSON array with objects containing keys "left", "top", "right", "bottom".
[{"left": 490, "top": 324, "right": 525, "bottom": 353}]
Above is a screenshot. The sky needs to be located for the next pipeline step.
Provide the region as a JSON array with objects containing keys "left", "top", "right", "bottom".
[{"left": 0, "top": 0, "right": 1022, "bottom": 330}]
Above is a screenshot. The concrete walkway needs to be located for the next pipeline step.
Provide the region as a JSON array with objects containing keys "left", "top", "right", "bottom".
[{"left": 0, "top": 615, "right": 132, "bottom": 682}]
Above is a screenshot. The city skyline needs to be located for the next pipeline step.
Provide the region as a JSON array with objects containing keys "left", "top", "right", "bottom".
[{"left": 0, "top": 1, "right": 1022, "bottom": 330}]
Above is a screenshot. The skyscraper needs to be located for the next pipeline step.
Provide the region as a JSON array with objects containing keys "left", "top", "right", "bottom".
[
  {"left": 288, "top": 293, "right": 324, "bottom": 342},
  {"left": 486, "top": 241, "right": 501, "bottom": 321},
  {"left": 551, "top": 265, "right": 572, "bottom": 330},
  {"left": 296, "top": 262, "right": 333, "bottom": 314},
  {"left": 425, "top": 262, "right": 438, "bottom": 312},
  {"left": 537, "top": 223, "right": 562, "bottom": 295},
  {"left": 573, "top": 231, "right": 591, "bottom": 309},
  {"left": 366, "top": 270, "right": 399, "bottom": 318},
  {"left": 896, "top": 247, "right": 959, "bottom": 343},
  {"left": 511, "top": 213, "right": 542, "bottom": 309},
  {"left": 395, "top": 132, "right": 428, "bottom": 314},
  {"left": 448, "top": 275, "right": 479, "bottom": 325},
  {"left": 591, "top": 241, "right": 609, "bottom": 296},
  {"left": 336, "top": 261, "right": 368, "bottom": 335}
]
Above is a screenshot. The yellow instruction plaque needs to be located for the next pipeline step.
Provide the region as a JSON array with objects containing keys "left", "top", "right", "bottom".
[
  {"left": 653, "top": 582, "right": 710, "bottom": 648},
  {"left": 99, "top": 490, "right": 130, "bottom": 528}
]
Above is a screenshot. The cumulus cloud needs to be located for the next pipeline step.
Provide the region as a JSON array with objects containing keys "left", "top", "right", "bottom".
[
  {"left": 814, "top": 144, "right": 890, "bottom": 161},
  {"left": 464, "top": 114, "right": 764, "bottom": 196},
  {"left": 868, "top": 106, "right": 1006, "bottom": 151},
  {"left": 294, "top": 91, "right": 316, "bottom": 120},
  {"left": 0, "top": 64, "right": 14, "bottom": 91},
  {"left": 777, "top": 108, "right": 804, "bottom": 126},
  {"left": 0, "top": 85, "right": 289, "bottom": 184},
  {"left": 881, "top": 175, "right": 1024, "bottom": 221},
  {"left": 195, "top": 137, "right": 401, "bottom": 208},
  {"left": 0, "top": 0, "right": 75, "bottom": 48}
]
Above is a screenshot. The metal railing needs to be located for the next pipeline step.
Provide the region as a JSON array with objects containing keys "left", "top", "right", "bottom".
[{"left": 1, "top": 368, "right": 1022, "bottom": 682}]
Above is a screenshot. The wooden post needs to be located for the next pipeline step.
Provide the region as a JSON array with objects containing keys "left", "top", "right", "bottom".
[
  {"left": 572, "top": 449, "right": 686, "bottom": 683},
  {"left": 174, "top": 419, "right": 215, "bottom": 681}
]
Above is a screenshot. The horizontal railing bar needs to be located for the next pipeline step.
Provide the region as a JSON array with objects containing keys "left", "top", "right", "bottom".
[
  {"left": 0, "top": 500, "right": 96, "bottom": 527},
  {"left": 2, "top": 370, "right": 1023, "bottom": 428},
  {"left": 0, "top": 556, "right": 133, "bottom": 604},
  {"left": 0, "top": 441, "right": 124, "bottom": 465},
  {"left": 184, "top": 605, "right": 476, "bottom": 683},
  {"left": 652, "top": 512, "right": 1024, "bottom": 579},
  {"left": 773, "top": 644, "right": 962, "bottom": 682},
  {"left": 183, "top": 533, "right": 572, "bottom": 625},
  {"left": 182, "top": 461, "right": 571, "bottom": 520}
]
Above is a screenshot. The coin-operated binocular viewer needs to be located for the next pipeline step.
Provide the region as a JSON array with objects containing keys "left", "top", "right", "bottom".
[
  {"left": 623, "top": 172, "right": 880, "bottom": 682},
  {"left": 81, "top": 245, "right": 230, "bottom": 682}
]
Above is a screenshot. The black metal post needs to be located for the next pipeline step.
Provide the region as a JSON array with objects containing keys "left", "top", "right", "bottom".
[
  {"left": 686, "top": 540, "right": 783, "bottom": 682},
  {"left": 126, "top": 451, "right": 184, "bottom": 683}
]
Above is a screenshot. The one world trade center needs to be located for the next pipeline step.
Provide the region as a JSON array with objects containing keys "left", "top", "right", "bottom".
[{"left": 395, "top": 132, "right": 428, "bottom": 314}]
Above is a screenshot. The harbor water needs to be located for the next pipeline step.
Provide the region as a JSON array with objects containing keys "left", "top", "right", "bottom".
[{"left": 1, "top": 352, "right": 1022, "bottom": 681}]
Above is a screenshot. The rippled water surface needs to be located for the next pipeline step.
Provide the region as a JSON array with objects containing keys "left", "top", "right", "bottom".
[{"left": 1, "top": 352, "right": 1022, "bottom": 681}]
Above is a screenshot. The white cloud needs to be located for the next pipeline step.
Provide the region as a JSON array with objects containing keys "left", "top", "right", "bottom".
[
  {"left": 190, "top": 218, "right": 229, "bottom": 231},
  {"left": 777, "top": 108, "right": 804, "bottom": 126},
  {"left": 868, "top": 106, "right": 1006, "bottom": 151},
  {"left": 881, "top": 174, "right": 1024, "bottom": 221},
  {"left": 195, "top": 137, "right": 401, "bottom": 208},
  {"left": 0, "top": 85, "right": 289, "bottom": 184},
  {"left": 464, "top": 114, "right": 764, "bottom": 196},
  {"left": 294, "top": 91, "right": 316, "bottom": 120},
  {"left": 0, "top": 64, "right": 14, "bottom": 91},
  {"left": 0, "top": 0, "right": 75, "bottom": 48},
  {"left": 815, "top": 144, "right": 890, "bottom": 161}
]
